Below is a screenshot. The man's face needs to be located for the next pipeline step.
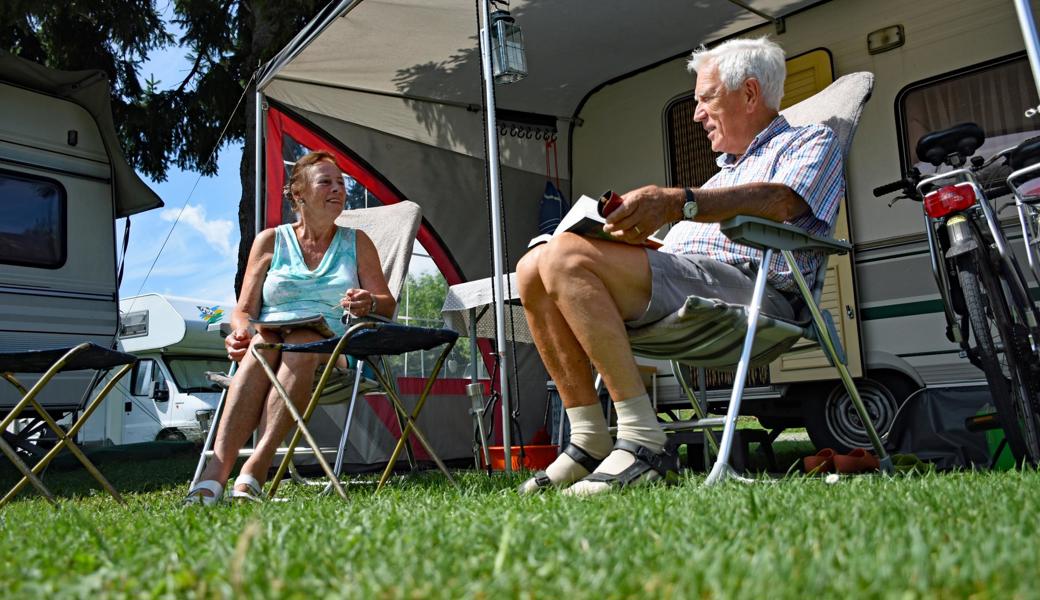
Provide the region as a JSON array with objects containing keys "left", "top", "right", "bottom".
[{"left": 693, "top": 62, "right": 757, "bottom": 155}]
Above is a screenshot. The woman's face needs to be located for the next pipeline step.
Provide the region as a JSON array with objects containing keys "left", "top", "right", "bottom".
[{"left": 296, "top": 160, "right": 346, "bottom": 223}]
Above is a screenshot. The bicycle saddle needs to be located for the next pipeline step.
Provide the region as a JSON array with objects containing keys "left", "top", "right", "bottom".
[
  {"left": 1009, "top": 135, "right": 1040, "bottom": 170},
  {"left": 915, "top": 122, "right": 985, "bottom": 166}
]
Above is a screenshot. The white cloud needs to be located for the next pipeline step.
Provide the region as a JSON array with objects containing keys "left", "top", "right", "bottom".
[{"left": 160, "top": 204, "right": 236, "bottom": 259}]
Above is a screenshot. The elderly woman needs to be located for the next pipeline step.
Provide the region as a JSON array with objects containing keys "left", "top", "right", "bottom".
[{"left": 186, "top": 150, "right": 396, "bottom": 504}]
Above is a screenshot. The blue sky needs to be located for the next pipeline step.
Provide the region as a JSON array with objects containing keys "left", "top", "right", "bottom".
[{"left": 118, "top": 9, "right": 436, "bottom": 308}]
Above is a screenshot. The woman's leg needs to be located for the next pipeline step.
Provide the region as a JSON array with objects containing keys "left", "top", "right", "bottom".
[
  {"left": 194, "top": 330, "right": 282, "bottom": 494},
  {"left": 237, "top": 329, "right": 324, "bottom": 488}
]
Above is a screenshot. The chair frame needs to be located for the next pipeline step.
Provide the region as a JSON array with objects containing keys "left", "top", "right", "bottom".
[
  {"left": 255, "top": 318, "right": 460, "bottom": 499},
  {"left": 668, "top": 217, "right": 892, "bottom": 484}
]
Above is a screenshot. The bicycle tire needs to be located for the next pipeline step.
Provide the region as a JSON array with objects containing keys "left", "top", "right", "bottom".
[{"left": 955, "top": 250, "right": 1040, "bottom": 463}]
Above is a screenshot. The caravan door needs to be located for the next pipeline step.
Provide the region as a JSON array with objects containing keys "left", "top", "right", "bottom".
[{"left": 123, "top": 358, "right": 166, "bottom": 443}]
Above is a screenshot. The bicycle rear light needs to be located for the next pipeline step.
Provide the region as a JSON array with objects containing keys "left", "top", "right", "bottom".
[{"left": 924, "top": 183, "right": 976, "bottom": 218}]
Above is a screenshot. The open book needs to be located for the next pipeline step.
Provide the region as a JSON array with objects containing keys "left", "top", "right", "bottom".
[
  {"left": 249, "top": 314, "right": 336, "bottom": 339},
  {"left": 528, "top": 190, "right": 663, "bottom": 249}
]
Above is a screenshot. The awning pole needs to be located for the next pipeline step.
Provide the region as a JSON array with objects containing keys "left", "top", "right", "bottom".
[
  {"left": 478, "top": 0, "right": 513, "bottom": 474},
  {"left": 254, "top": 87, "right": 264, "bottom": 236},
  {"left": 1014, "top": 0, "right": 1040, "bottom": 102}
]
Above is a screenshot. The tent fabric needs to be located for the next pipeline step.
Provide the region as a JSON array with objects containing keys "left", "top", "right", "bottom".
[{"left": 0, "top": 50, "right": 163, "bottom": 218}]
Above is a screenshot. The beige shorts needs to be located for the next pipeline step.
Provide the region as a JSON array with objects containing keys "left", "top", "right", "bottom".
[{"left": 624, "top": 251, "right": 795, "bottom": 329}]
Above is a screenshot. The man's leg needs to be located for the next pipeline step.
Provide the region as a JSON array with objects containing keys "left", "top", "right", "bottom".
[
  {"left": 237, "top": 329, "right": 323, "bottom": 491},
  {"left": 517, "top": 234, "right": 667, "bottom": 493}
]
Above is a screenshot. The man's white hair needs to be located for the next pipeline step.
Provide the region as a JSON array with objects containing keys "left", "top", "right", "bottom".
[{"left": 687, "top": 37, "right": 786, "bottom": 110}]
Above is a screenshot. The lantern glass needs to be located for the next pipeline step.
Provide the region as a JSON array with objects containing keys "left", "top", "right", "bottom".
[{"left": 491, "top": 10, "right": 527, "bottom": 84}]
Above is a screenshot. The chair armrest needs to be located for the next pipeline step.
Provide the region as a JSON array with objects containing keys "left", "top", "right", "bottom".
[{"left": 719, "top": 216, "right": 851, "bottom": 255}]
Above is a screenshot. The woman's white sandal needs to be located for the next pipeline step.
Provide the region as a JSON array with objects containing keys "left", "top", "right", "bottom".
[
  {"left": 229, "top": 473, "right": 263, "bottom": 502},
  {"left": 184, "top": 480, "right": 224, "bottom": 506}
]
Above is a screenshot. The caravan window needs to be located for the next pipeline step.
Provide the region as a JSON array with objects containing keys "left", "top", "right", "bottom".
[
  {"left": 131, "top": 360, "right": 162, "bottom": 396},
  {"left": 164, "top": 357, "right": 227, "bottom": 393},
  {"left": 0, "top": 170, "right": 66, "bottom": 268},
  {"left": 897, "top": 54, "right": 1040, "bottom": 173}
]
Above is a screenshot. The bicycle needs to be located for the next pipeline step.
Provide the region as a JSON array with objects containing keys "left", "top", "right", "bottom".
[{"left": 873, "top": 122, "right": 1040, "bottom": 464}]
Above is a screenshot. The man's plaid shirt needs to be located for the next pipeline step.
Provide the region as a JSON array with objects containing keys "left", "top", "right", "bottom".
[{"left": 660, "top": 115, "right": 844, "bottom": 293}]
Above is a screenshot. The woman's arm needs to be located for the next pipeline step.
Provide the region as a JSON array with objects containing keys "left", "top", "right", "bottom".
[
  {"left": 226, "top": 229, "right": 275, "bottom": 361},
  {"left": 342, "top": 230, "right": 397, "bottom": 319}
]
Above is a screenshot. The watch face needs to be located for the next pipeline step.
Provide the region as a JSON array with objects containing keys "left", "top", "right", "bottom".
[{"left": 683, "top": 201, "right": 698, "bottom": 219}]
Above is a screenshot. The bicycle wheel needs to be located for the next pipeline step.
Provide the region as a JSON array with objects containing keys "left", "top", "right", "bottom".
[{"left": 955, "top": 249, "right": 1040, "bottom": 463}]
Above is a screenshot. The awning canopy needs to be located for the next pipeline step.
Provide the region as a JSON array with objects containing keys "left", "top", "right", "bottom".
[
  {"left": 0, "top": 50, "right": 163, "bottom": 218},
  {"left": 258, "top": 0, "right": 823, "bottom": 283}
]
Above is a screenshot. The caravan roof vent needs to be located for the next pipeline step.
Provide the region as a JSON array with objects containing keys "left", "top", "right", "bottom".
[{"left": 120, "top": 310, "right": 149, "bottom": 339}]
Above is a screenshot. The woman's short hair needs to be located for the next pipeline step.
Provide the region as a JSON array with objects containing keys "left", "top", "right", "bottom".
[
  {"left": 687, "top": 37, "right": 786, "bottom": 111},
  {"left": 283, "top": 150, "right": 339, "bottom": 211}
]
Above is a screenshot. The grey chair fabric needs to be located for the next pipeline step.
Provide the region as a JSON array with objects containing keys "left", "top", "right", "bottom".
[
  {"left": 627, "top": 72, "right": 875, "bottom": 368},
  {"left": 335, "top": 200, "right": 421, "bottom": 306}
]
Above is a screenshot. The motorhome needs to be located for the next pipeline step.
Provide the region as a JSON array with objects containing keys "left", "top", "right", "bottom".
[
  {"left": 0, "top": 51, "right": 162, "bottom": 452},
  {"left": 77, "top": 294, "right": 229, "bottom": 445},
  {"left": 253, "top": 0, "right": 1040, "bottom": 452}
]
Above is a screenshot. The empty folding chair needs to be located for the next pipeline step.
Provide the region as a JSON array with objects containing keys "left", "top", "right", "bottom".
[{"left": 0, "top": 343, "right": 136, "bottom": 506}]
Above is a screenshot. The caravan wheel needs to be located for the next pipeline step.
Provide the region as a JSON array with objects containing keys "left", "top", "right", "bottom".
[{"left": 801, "top": 372, "right": 916, "bottom": 453}]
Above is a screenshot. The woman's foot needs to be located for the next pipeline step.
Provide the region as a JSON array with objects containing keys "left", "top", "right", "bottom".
[
  {"left": 229, "top": 473, "right": 263, "bottom": 502},
  {"left": 184, "top": 480, "right": 224, "bottom": 506}
]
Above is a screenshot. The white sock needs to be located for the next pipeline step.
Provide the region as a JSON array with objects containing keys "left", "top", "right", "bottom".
[
  {"left": 565, "top": 395, "right": 665, "bottom": 496},
  {"left": 521, "top": 404, "right": 610, "bottom": 492}
]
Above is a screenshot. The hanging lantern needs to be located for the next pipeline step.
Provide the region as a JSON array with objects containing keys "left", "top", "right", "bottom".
[{"left": 490, "top": 9, "right": 527, "bottom": 84}]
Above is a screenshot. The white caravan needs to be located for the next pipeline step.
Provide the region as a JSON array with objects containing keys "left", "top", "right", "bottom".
[
  {"left": 0, "top": 51, "right": 162, "bottom": 450},
  {"left": 77, "top": 294, "right": 230, "bottom": 445}
]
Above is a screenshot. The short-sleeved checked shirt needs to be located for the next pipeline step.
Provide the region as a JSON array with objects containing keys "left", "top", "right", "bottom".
[{"left": 660, "top": 115, "right": 844, "bottom": 293}]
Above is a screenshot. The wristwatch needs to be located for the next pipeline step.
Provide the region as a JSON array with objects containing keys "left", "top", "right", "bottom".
[
  {"left": 370, "top": 296, "right": 378, "bottom": 314},
  {"left": 682, "top": 187, "right": 699, "bottom": 220}
]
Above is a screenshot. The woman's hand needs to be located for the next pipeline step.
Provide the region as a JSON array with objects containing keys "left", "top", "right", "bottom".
[
  {"left": 341, "top": 288, "right": 376, "bottom": 318},
  {"left": 225, "top": 328, "right": 252, "bottom": 362}
]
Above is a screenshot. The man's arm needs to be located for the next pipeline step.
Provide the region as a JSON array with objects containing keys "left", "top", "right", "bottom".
[{"left": 603, "top": 183, "right": 810, "bottom": 243}]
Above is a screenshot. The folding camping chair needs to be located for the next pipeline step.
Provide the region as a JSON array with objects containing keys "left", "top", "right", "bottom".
[
  {"left": 626, "top": 72, "right": 893, "bottom": 484},
  {"left": 0, "top": 343, "right": 136, "bottom": 506},
  {"left": 192, "top": 201, "right": 457, "bottom": 498}
]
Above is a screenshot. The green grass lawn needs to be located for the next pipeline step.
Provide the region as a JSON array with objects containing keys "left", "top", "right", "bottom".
[{"left": 1, "top": 442, "right": 1038, "bottom": 599}]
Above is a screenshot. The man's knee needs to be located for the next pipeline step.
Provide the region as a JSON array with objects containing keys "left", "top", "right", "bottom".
[
  {"left": 539, "top": 234, "right": 600, "bottom": 292},
  {"left": 516, "top": 246, "right": 545, "bottom": 295}
]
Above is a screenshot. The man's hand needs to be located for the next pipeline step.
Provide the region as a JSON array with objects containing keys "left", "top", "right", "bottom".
[
  {"left": 225, "top": 328, "right": 252, "bottom": 362},
  {"left": 602, "top": 185, "right": 683, "bottom": 243}
]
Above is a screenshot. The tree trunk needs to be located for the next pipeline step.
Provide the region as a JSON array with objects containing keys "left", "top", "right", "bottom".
[{"left": 234, "top": 1, "right": 276, "bottom": 298}]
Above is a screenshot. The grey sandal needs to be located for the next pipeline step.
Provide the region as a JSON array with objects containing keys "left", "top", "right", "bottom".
[
  {"left": 517, "top": 443, "right": 603, "bottom": 495},
  {"left": 580, "top": 439, "right": 680, "bottom": 488}
]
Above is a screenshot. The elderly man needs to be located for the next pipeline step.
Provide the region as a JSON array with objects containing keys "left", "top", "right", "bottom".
[{"left": 516, "top": 36, "right": 843, "bottom": 495}]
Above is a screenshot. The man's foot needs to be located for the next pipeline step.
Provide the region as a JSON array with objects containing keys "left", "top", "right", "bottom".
[
  {"left": 563, "top": 439, "right": 679, "bottom": 496},
  {"left": 517, "top": 443, "right": 605, "bottom": 495}
]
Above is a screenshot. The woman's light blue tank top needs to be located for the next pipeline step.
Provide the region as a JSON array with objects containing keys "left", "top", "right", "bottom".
[{"left": 260, "top": 224, "right": 358, "bottom": 336}]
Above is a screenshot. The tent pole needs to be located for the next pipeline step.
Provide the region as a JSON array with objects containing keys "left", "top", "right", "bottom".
[
  {"left": 477, "top": 0, "right": 513, "bottom": 474},
  {"left": 1014, "top": 0, "right": 1040, "bottom": 102},
  {"left": 254, "top": 87, "right": 264, "bottom": 236}
]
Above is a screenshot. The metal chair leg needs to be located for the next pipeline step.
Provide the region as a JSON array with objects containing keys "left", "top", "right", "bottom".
[
  {"left": 190, "top": 362, "right": 236, "bottom": 490},
  {"left": 782, "top": 250, "right": 893, "bottom": 474},
  {"left": 253, "top": 345, "right": 348, "bottom": 500},
  {"left": 705, "top": 249, "right": 774, "bottom": 486}
]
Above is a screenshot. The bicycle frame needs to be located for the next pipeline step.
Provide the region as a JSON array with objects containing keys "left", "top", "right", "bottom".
[{"left": 1005, "top": 161, "right": 1040, "bottom": 285}]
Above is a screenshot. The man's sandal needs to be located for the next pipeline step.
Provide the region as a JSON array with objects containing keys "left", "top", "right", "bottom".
[
  {"left": 517, "top": 443, "right": 603, "bottom": 495},
  {"left": 578, "top": 439, "right": 680, "bottom": 490},
  {"left": 184, "top": 480, "right": 224, "bottom": 506},
  {"left": 228, "top": 473, "right": 263, "bottom": 502}
]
